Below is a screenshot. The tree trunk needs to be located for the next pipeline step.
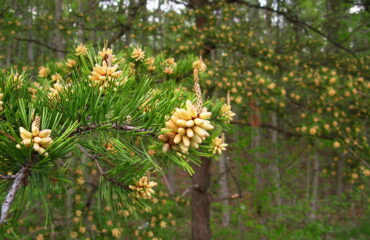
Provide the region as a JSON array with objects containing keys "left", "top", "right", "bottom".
[
  {"left": 26, "top": 6, "right": 34, "bottom": 63},
  {"left": 6, "top": 42, "right": 12, "bottom": 67},
  {"left": 190, "top": 0, "right": 213, "bottom": 239},
  {"left": 306, "top": 153, "right": 311, "bottom": 205},
  {"left": 310, "top": 151, "right": 320, "bottom": 220},
  {"left": 219, "top": 153, "right": 230, "bottom": 226},
  {"left": 77, "top": 0, "right": 85, "bottom": 42},
  {"left": 54, "top": 0, "right": 65, "bottom": 59},
  {"left": 192, "top": 157, "right": 212, "bottom": 240},
  {"left": 271, "top": 113, "right": 282, "bottom": 219},
  {"left": 254, "top": 128, "right": 263, "bottom": 213},
  {"left": 27, "top": 33, "right": 34, "bottom": 63},
  {"left": 336, "top": 155, "right": 344, "bottom": 196}
]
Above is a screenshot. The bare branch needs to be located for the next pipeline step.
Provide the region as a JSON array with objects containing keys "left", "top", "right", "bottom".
[
  {"left": 106, "top": 24, "right": 131, "bottom": 46},
  {"left": 231, "top": 120, "right": 302, "bottom": 138},
  {"left": 72, "top": 123, "right": 156, "bottom": 137},
  {"left": 227, "top": 0, "right": 356, "bottom": 56},
  {"left": 0, "top": 175, "right": 16, "bottom": 180},
  {"left": 79, "top": 146, "right": 129, "bottom": 190},
  {"left": 181, "top": 187, "right": 191, "bottom": 197},
  {"left": 0, "top": 163, "right": 31, "bottom": 224},
  {"left": 161, "top": 171, "right": 175, "bottom": 195},
  {"left": 0, "top": 130, "right": 17, "bottom": 142},
  {"left": 13, "top": 37, "right": 68, "bottom": 53},
  {"left": 231, "top": 120, "right": 335, "bottom": 141}
]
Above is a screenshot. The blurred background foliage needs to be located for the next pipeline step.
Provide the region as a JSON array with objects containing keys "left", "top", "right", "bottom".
[{"left": 0, "top": 0, "right": 369, "bottom": 239}]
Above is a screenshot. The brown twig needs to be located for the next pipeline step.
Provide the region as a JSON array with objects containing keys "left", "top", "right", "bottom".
[
  {"left": 162, "top": 171, "right": 175, "bottom": 195},
  {"left": 0, "top": 175, "right": 16, "bottom": 180},
  {"left": 71, "top": 123, "right": 156, "bottom": 137},
  {"left": 79, "top": 146, "right": 129, "bottom": 190},
  {"left": 14, "top": 37, "right": 68, "bottom": 53},
  {"left": 181, "top": 187, "right": 192, "bottom": 197},
  {"left": 0, "top": 130, "right": 16, "bottom": 142}
]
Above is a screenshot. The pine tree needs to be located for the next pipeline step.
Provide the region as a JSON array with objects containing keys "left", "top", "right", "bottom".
[{"left": 0, "top": 44, "right": 231, "bottom": 232}]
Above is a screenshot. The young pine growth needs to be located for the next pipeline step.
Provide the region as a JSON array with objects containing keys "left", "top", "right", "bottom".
[
  {"left": 88, "top": 60, "right": 123, "bottom": 92},
  {"left": 131, "top": 47, "right": 145, "bottom": 62},
  {"left": 16, "top": 116, "right": 53, "bottom": 156},
  {"left": 158, "top": 100, "right": 214, "bottom": 153},
  {"left": 48, "top": 82, "right": 68, "bottom": 99},
  {"left": 220, "top": 103, "right": 236, "bottom": 123},
  {"left": 129, "top": 176, "right": 158, "bottom": 199},
  {"left": 211, "top": 136, "right": 228, "bottom": 155}
]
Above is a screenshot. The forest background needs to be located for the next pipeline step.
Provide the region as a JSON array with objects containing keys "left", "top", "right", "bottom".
[{"left": 0, "top": 0, "right": 369, "bottom": 239}]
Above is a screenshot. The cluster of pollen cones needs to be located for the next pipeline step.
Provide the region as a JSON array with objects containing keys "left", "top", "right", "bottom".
[
  {"left": 129, "top": 176, "right": 158, "bottom": 199},
  {"left": 158, "top": 100, "right": 214, "bottom": 153},
  {"left": 16, "top": 117, "right": 52, "bottom": 157}
]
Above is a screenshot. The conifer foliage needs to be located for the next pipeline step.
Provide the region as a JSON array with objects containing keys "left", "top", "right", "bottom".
[{"left": 0, "top": 45, "right": 230, "bottom": 229}]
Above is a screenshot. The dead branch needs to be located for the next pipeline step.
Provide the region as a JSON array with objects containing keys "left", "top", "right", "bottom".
[{"left": 0, "top": 162, "right": 31, "bottom": 224}]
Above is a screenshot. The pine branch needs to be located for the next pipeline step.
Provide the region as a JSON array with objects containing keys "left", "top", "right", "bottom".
[
  {"left": 0, "top": 161, "right": 32, "bottom": 224},
  {"left": 0, "top": 175, "right": 16, "bottom": 180},
  {"left": 72, "top": 123, "right": 156, "bottom": 137},
  {"left": 79, "top": 146, "right": 130, "bottom": 190},
  {"left": 0, "top": 130, "right": 17, "bottom": 142}
]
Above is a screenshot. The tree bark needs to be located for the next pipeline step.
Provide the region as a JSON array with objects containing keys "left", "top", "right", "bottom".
[
  {"left": 54, "top": 0, "right": 65, "bottom": 59},
  {"left": 77, "top": 0, "right": 85, "bottom": 42},
  {"left": 271, "top": 113, "right": 282, "bottom": 219},
  {"left": 192, "top": 157, "right": 212, "bottom": 240},
  {"left": 219, "top": 154, "right": 230, "bottom": 226},
  {"left": 310, "top": 151, "right": 320, "bottom": 220},
  {"left": 6, "top": 41, "right": 12, "bottom": 67},
  {"left": 190, "top": 0, "right": 213, "bottom": 239},
  {"left": 336, "top": 154, "right": 344, "bottom": 196}
]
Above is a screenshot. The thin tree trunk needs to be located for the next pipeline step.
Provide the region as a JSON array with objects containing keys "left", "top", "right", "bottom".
[
  {"left": 310, "top": 151, "right": 320, "bottom": 220},
  {"left": 54, "top": 0, "right": 65, "bottom": 59},
  {"left": 17, "top": 39, "right": 22, "bottom": 62},
  {"left": 271, "top": 113, "right": 282, "bottom": 219},
  {"left": 192, "top": 157, "right": 212, "bottom": 240},
  {"left": 27, "top": 32, "right": 34, "bottom": 63},
  {"left": 253, "top": 124, "right": 266, "bottom": 239},
  {"left": 336, "top": 155, "right": 344, "bottom": 196},
  {"left": 306, "top": 153, "right": 311, "bottom": 206},
  {"left": 164, "top": 167, "right": 176, "bottom": 195},
  {"left": 254, "top": 128, "right": 263, "bottom": 213},
  {"left": 27, "top": 6, "right": 34, "bottom": 63},
  {"left": 77, "top": 0, "right": 84, "bottom": 42},
  {"left": 6, "top": 42, "right": 12, "bottom": 67},
  {"left": 155, "top": 0, "right": 163, "bottom": 51},
  {"left": 219, "top": 153, "right": 230, "bottom": 226}
]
